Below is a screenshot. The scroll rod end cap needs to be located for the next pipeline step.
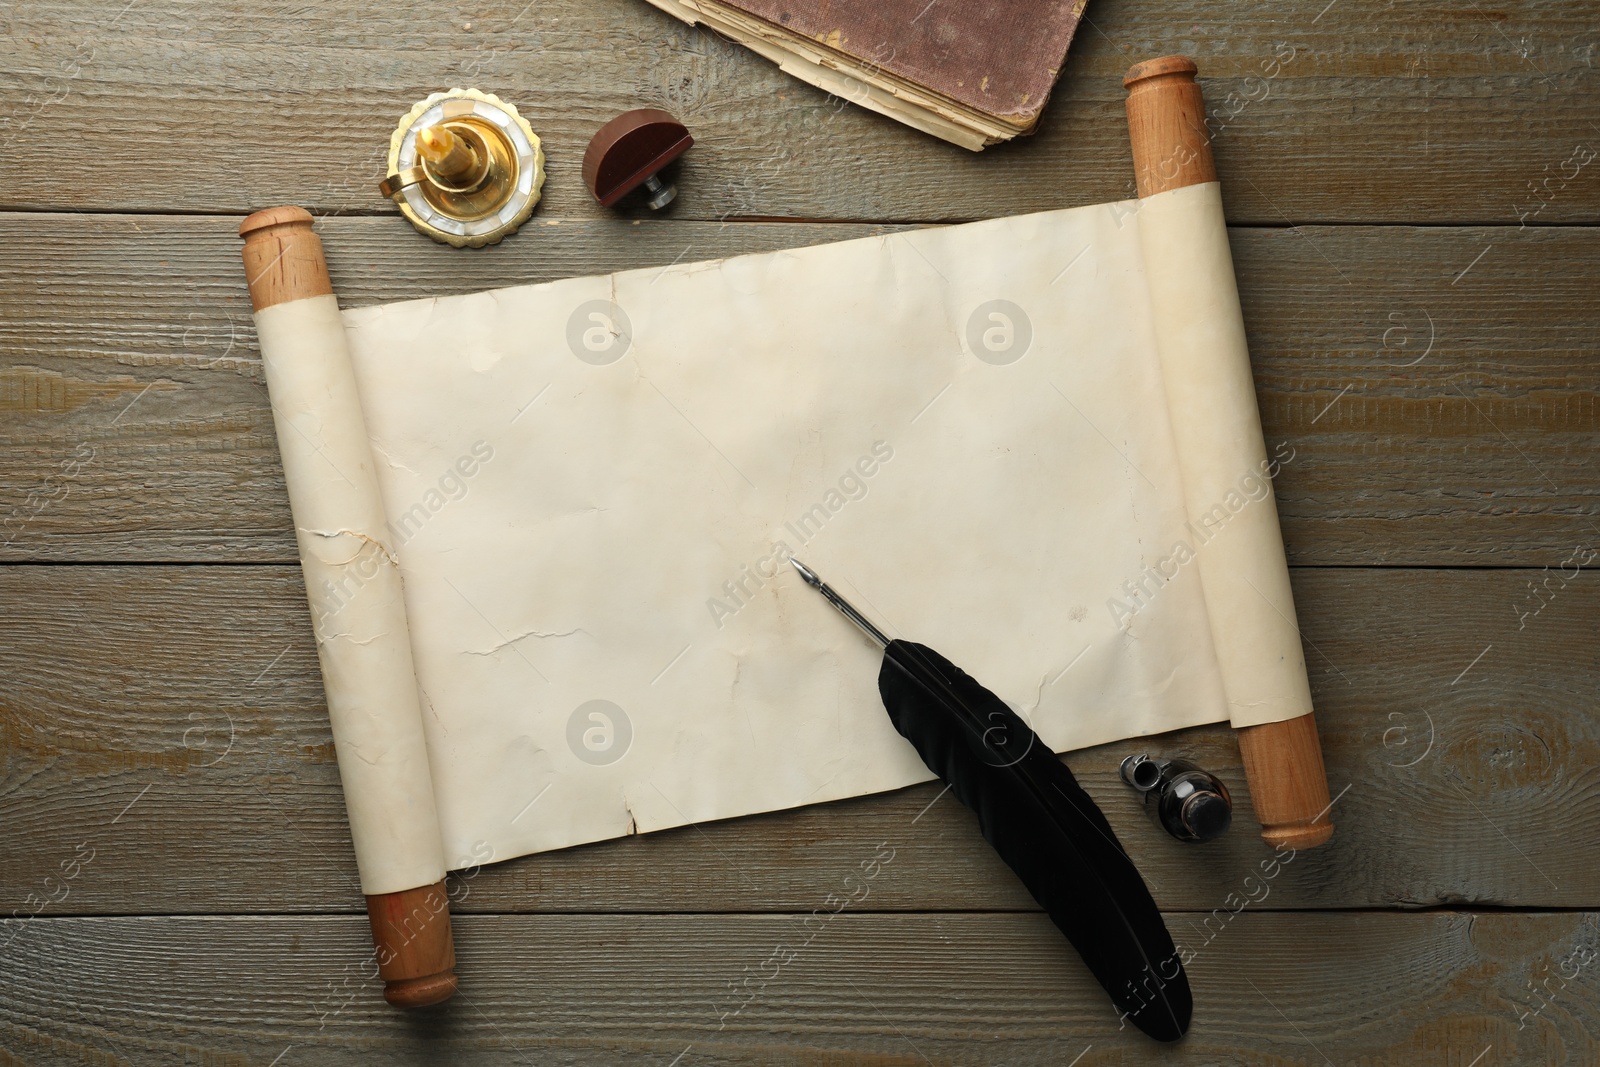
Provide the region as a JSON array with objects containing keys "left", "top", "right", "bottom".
[
  {"left": 240, "top": 205, "right": 315, "bottom": 239},
  {"left": 1123, "top": 55, "right": 1199, "bottom": 89},
  {"left": 383, "top": 969, "right": 459, "bottom": 1009}
]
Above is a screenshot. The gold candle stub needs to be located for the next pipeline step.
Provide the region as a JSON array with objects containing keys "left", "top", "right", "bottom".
[
  {"left": 416, "top": 126, "right": 482, "bottom": 186},
  {"left": 378, "top": 88, "right": 545, "bottom": 248}
]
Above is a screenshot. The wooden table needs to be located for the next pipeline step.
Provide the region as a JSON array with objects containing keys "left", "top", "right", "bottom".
[{"left": 3, "top": 1, "right": 1597, "bottom": 1062}]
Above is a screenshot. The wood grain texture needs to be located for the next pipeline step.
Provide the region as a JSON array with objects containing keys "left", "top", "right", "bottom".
[
  {"left": 1, "top": 0, "right": 1596, "bottom": 1056},
  {"left": 0, "top": 1, "right": 1596, "bottom": 223},
  {"left": 1, "top": 912, "right": 1596, "bottom": 1064},
  {"left": 1, "top": 564, "right": 1593, "bottom": 916},
  {"left": 0, "top": 215, "right": 1594, "bottom": 565}
]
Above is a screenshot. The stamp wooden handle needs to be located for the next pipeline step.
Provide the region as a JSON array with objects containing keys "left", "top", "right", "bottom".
[
  {"left": 240, "top": 206, "right": 460, "bottom": 1004},
  {"left": 1122, "top": 60, "right": 1334, "bottom": 849}
]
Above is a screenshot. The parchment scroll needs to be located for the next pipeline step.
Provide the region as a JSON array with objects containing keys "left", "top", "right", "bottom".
[{"left": 253, "top": 187, "right": 1313, "bottom": 879}]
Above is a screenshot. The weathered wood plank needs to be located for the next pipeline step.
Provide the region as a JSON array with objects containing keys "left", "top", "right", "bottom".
[
  {"left": 0, "top": 0, "right": 1596, "bottom": 223},
  {"left": 1, "top": 564, "right": 1594, "bottom": 915},
  {"left": 0, "top": 2, "right": 1592, "bottom": 1061},
  {"left": 0, "top": 912, "right": 1594, "bottom": 1064},
  {"left": 1, "top": 215, "right": 1595, "bottom": 564}
]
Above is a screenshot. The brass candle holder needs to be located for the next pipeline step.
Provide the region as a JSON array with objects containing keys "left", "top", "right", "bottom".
[{"left": 378, "top": 88, "right": 545, "bottom": 248}]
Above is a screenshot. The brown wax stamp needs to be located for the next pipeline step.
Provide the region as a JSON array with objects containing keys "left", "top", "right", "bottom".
[{"left": 582, "top": 108, "right": 693, "bottom": 210}]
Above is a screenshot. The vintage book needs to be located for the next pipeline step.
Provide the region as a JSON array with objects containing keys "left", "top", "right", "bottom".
[{"left": 641, "top": 0, "right": 1089, "bottom": 150}]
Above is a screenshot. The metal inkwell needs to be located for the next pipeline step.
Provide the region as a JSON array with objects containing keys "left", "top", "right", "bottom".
[
  {"left": 378, "top": 88, "right": 545, "bottom": 247},
  {"left": 1120, "top": 754, "right": 1233, "bottom": 843}
]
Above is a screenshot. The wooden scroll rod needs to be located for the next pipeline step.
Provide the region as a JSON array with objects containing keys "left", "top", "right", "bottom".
[
  {"left": 1123, "top": 58, "right": 1336, "bottom": 850},
  {"left": 239, "top": 206, "right": 460, "bottom": 1006}
]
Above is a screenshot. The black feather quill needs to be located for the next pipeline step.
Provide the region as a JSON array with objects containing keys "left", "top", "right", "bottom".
[{"left": 793, "top": 560, "right": 1191, "bottom": 1042}]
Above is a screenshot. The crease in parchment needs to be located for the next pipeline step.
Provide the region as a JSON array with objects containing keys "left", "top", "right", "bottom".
[
  {"left": 301, "top": 527, "right": 401, "bottom": 568},
  {"left": 463, "top": 626, "right": 590, "bottom": 656}
]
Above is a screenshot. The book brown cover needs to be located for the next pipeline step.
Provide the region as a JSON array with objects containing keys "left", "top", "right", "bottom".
[
  {"left": 735, "top": 0, "right": 1085, "bottom": 125},
  {"left": 642, "top": 0, "right": 1088, "bottom": 149}
]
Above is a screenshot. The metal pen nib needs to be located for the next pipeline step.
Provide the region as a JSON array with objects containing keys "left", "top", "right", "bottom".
[{"left": 790, "top": 558, "right": 891, "bottom": 649}]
